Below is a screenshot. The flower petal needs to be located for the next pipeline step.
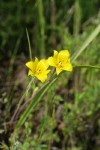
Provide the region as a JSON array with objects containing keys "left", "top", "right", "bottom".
[
  {"left": 26, "top": 57, "right": 38, "bottom": 72},
  {"left": 54, "top": 50, "right": 58, "bottom": 57},
  {"left": 36, "top": 69, "right": 50, "bottom": 82},
  {"left": 63, "top": 63, "right": 73, "bottom": 71},
  {"left": 26, "top": 61, "right": 34, "bottom": 70},
  {"left": 56, "top": 68, "right": 62, "bottom": 75},
  {"left": 58, "top": 50, "right": 70, "bottom": 62},
  {"left": 59, "top": 50, "right": 70, "bottom": 57},
  {"left": 28, "top": 70, "right": 34, "bottom": 76},
  {"left": 36, "top": 73, "right": 47, "bottom": 82},
  {"left": 48, "top": 57, "right": 55, "bottom": 66},
  {"left": 48, "top": 50, "right": 72, "bottom": 75},
  {"left": 37, "top": 59, "right": 49, "bottom": 71}
]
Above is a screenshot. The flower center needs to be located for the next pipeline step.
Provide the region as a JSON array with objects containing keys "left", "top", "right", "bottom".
[
  {"left": 34, "top": 68, "right": 42, "bottom": 75},
  {"left": 37, "top": 69, "right": 42, "bottom": 75},
  {"left": 57, "top": 61, "right": 63, "bottom": 68}
]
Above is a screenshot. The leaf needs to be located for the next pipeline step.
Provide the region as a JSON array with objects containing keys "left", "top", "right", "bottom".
[
  {"left": 26, "top": 28, "right": 32, "bottom": 61},
  {"left": 74, "top": 65, "right": 100, "bottom": 69},
  {"left": 16, "top": 78, "right": 57, "bottom": 128},
  {"left": 71, "top": 24, "right": 100, "bottom": 62}
]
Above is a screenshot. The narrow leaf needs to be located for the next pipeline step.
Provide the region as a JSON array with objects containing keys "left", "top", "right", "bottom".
[
  {"left": 71, "top": 24, "right": 100, "bottom": 62},
  {"left": 26, "top": 28, "right": 32, "bottom": 60},
  {"left": 16, "top": 78, "right": 57, "bottom": 128},
  {"left": 74, "top": 65, "right": 100, "bottom": 69}
]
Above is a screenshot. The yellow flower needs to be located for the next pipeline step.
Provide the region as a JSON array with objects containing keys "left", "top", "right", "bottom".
[
  {"left": 48, "top": 50, "right": 73, "bottom": 75},
  {"left": 26, "top": 57, "right": 50, "bottom": 82}
]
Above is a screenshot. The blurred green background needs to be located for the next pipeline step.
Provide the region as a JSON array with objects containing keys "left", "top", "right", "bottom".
[{"left": 0, "top": 0, "right": 99, "bottom": 58}]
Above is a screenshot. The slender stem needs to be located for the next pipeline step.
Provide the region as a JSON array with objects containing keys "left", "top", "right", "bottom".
[
  {"left": 14, "top": 80, "right": 50, "bottom": 121},
  {"left": 14, "top": 93, "right": 34, "bottom": 121},
  {"left": 10, "top": 78, "right": 34, "bottom": 122},
  {"left": 16, "top": 77, "right": 57, "bottom": 129},
  {"left": 14, "top": 78, "right": 51, "bottom": 123},
  {"left": 50, "top": 0, "right": 56, "bottom": 49},
  {"left": 74, "top": 65, "right": 100, "bottom": 69},
  {"left": 26, "top": 28, "right": 32, "bottom": 61},
  {"left": 37, "top": 0, "right": 45, "bottom": 57}
]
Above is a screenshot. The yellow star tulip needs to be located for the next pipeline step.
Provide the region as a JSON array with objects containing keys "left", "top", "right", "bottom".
[
  {"left": 48, "top": 50, "right": 73, "bottom": 75},
  {"left": 26, "top": 58, "right": 50, "bottom": 82}
]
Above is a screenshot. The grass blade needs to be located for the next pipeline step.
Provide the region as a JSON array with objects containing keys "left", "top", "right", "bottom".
[
  {"left": 16, "top": 78, "right": 57, "bottom": 128},
  {"left": 74, "top": 65, "right": 100, "bottom": 69},
  {"left": 37, "top": 0, "right": 45, "bottom": 57},
  {"left": 71, "top": 24, "right": 100, "bottom": 62},
  {"left": 26, "top": 28, "right": 32, "bottom": 60}
]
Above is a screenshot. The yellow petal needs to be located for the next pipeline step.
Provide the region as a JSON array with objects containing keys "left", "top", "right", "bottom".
[
  {"left": 28, "top": 70, "right": 34, "bottom": 76},
  {"left": 37, "top": 59, "right": 49, "bottom": 71},
  {"left": 36, "top": 73, "right": 47, "bottom": 82},
  {"left": 48, "top": 57, "right": 55, "bottom": 66},
  {"left": 36, "top": 69, "right": 50, "bottom": 82},
  {"left": 26, "top": 61, "right": 34, "bottom": 70},
  {"left": 54, "top": 50, "right": 58, "bottom": 57},
  {"left": 58, "top": 50, "right": 70, "bottom": 62},
  {"left": 63, "top": 63, "right": 73, "bottom": 71},
  {"left": 56, "top": 68, "right": 62, "bottom": 75},
  {"left": 26, "top": 57, "right": 38, "bottom": 72},
  {"left": 59, "top": 50, "right": 70, "bottom": 57},
  {"left": 48, "top": 50, "right": 59, "bottom": 67},
  {"left": 54, "top": 50, "right": 59, "bottom": 61}
]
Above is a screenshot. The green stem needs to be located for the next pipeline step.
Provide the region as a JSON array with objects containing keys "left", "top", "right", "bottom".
[
  {"left": 37, "top": 0, "right": 45, "bottom": 57},
  {"left": 10, "top": 78, "right": 34, "bottom": 122},
  {"left": 74, "top": 65, "right": 100, "bottom": 69},
  {"left": 26, "top": 28, "right": 32, "bottom": 61},
  {"left": 16, "top": 77, "right": 57, "bottom": 129}
]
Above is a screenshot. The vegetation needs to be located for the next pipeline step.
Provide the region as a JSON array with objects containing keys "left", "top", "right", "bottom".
[{"left": 0, "top": 0, "right": 100, "bottom": 150}]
